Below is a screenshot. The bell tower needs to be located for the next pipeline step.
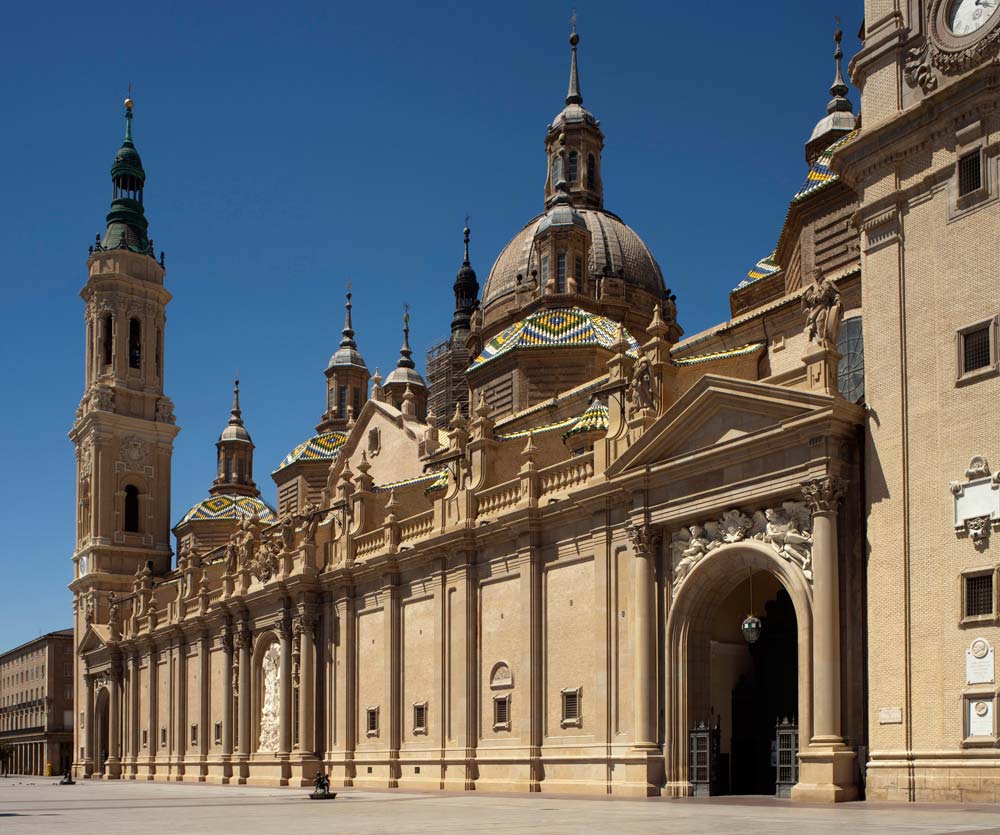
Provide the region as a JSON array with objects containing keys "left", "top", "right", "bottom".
[{"left": 69, "top": 95, "right": 179, "bottom": 603}]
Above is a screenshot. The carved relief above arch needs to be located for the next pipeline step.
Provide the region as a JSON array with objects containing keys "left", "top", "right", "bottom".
[{"left": 490, "top": 661, "right": 514, "bottom": 690}]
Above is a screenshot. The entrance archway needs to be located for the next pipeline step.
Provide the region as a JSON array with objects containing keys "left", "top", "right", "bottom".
[
  {"left": 664, "top": 541, "right": 813, "bottom": 797},
  {"left": 94, "top": 687, "right": 110, "bottom": 776}
]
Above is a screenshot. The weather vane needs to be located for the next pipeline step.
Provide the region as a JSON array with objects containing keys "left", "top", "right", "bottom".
[{"left": 571, "top": 9, "right": 577, "bottom": 33}]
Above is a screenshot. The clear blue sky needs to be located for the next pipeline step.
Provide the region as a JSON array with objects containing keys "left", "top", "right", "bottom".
[{"left": 0, "top": 1, "right": 857, "bottom": 647}]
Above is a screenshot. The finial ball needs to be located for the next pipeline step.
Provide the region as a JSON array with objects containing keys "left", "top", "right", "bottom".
[
  {"left": 834, "top": 28, "right": 843, "bottom": 43},
  {"left": 569, "top": 32, "right": 579, "bottom": 46},
  {"left": 124, "top": 97, "right": 134, "bottom": 111}
]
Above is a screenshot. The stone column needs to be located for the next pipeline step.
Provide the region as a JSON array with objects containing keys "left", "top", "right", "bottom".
[
  {"left": 386, "top": 571, "right": 401, "bottom": 787},
  {"left": 278, "top": 617, "right": 293, "bottom": 766},
  {"left": 107, "top": 662, "right": 122, "bottom": 778},
  {"left": 147, "top": 647, "right": 158, "bottom": 776},
  {"left": 237, "top": 624, "right": 251, "bottom": 780},
  {"left": 199, "top": 633, "right": 211, "bottom": 779},
  {"left": 221, "top": 629, "right": 234, "bottom": 769},
  {"left": 129, "top": 651, "right": 140, "bottom": 777},
  {"left": 297, "top": 612, "right": 317, "bottom": 759},
  {"left": 628, "top": 524, "right": 657, "bottom": 748},
  {"left": 84, "top": 673, "right": 95, "bottom": 775},
  {"left": 792, "top": 475, "right": 857, "bottom": 803},
  {"left": 173, "top": 637, "right": 186, "bottom": 779}
]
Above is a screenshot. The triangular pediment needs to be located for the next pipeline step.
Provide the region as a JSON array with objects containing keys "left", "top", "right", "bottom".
[
  {"left": 77, "top": 624, "right": 111, "bottom": 655},
  {"left": 607, "top": 375, "right": 837, "bottom": 475}
]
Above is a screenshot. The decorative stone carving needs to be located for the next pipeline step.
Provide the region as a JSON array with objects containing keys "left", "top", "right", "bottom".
[
  {"left": 670, "top": 501, "right": 817, "bottom": 589},
  {"left": 91, "top": 385, "right": 114, "bottom": 412},
  {"left": 84, "top": 594, "right": 96, "bottom": 627},
  {"left": 801, "top": 271, "right": 844, "bottom": 348},
  {"left": 625, "top": 521, "right": 658, "bottom": 556},
  {"left": 279, "top": 515, "right": 296, "bottom": 553},
  {"left": 258, "top": 644, "right": 281, "bottom": 753},
  {"left": 299, "top": 501, "right": 319, "bottom": 545},
  {"left": 950, "top": 456, "right": 999, "bottom": 547},
  {"left": 903, "top": 38, "right": 938, "bottom": 93},
  {"left": 490, "top": 661, "right": 514, "bottom": 689},
  {"left": 625, "top": 355, "right": 655, "bottom": 418},
  {"left": 929, "top": 0, "right": 1000, "bottom": 74},
  {"left": 119, "top": 436, "right": 148, "bottom": 465},
  {"left": 800, "top": 475, "right": 848, "bottom": 513},
  {"left": 155, "top": 398, "right": 176, "bottom": 424}
]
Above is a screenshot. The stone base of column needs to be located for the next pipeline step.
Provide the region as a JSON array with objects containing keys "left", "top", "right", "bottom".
[
  {"left": 289, "top": 754, "right": 321, "bottom": 787},
  {"left": 104, "top": 757, "right": 123, "bottom": 779},
  {"left": 791, "top": 745, "right": 858, "bottom": 803},
  {"left": 613, "top": 748, "right": 664, "bottom": 797}
]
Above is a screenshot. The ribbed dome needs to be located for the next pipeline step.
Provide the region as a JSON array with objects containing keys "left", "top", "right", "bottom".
[{"left": 482, "top": 209, "right": 665, "bottom": 309}]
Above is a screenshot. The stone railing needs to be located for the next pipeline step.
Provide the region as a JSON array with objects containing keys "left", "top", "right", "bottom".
[
  {"left": 539, "top": 453, "right": 594, "bottom": 499},
  {"left": 476, "top": 479, "right": 522, "bottom": 517},
  {"left": 400, "top": 510, "right": 435, "bottom": 544},
  {"left": 355, "top": 529, "right": 387, "bottom": 559}
]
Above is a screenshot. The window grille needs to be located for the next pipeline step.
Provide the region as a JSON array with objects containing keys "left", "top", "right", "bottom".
[
  {"left": 959, "top": 152, "right": 983, "bottom": 196},
  {"left": 190, "top": 724, "right": 198, "bottom": 745},
  {"left": 963, "top": 326, "right": 991, "bottom": 373},
  {"left": 967, "top": 573, "right": 993, "bottom": 618},
  {"left": 493, "top": 695, "right": 510, "bottom": 729},
  {"left": 413, "top": 702, "right": 427, "bottom": 734},
  {"left": 366, "top": 706, "right": 379, "bottom": 737},
  {"left": 214, "top": 722, "right": 222, "bottom": 744},
  {"left": 560, "top": 687, "right": 581, "bottom": 726}
]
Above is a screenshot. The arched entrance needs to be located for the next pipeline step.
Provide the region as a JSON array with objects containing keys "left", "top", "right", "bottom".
[
  {"left": 665, "top": 542, "right": 813, "bottom": 797},
  {"left": 94, "top": 687, "right": 110, "bottom": 776}
]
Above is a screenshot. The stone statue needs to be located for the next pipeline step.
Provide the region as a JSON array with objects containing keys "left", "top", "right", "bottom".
[
  {"left": 761, "top": 503, "right": 814, "bottom": 575},
  {"left": 224, "top": 539, "right": 238, "bottom": 575},
  {"left": 258, "top": 644, "right": 281, "bottom": 752},
  {"left": 802, "top": 271, "right": 844, "bottom": 347},
  {"left": 671, "top": 524, "right": 718, "bottom": 585},
  {"left": 279, "top": 515, "right": 296, "bottom": 553},
  {"left": 300, "top": 500, "right": 319, "bottom": 545},
  {"left": 626, "top": 355, "right": 655, "bottom": 417}
]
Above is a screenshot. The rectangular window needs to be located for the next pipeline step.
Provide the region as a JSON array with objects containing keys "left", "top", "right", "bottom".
[
  {"left": 413, "top": 702, "right": 427, "bottom": 735},
  {"left": 964, "top": 326, "right": 991, "bottom": 373},
  {"left": 575, "top": 256, "right": 583, "bottom": 286},
  {"left": 556, "top": 253, "right": 567, "bottom": 294},
  {"left": 540, "top": 255, "right": 549, "bottom": 288},
  {"left": 959, "top": 151, "right": 983, "bottom": 197},
  {"left": 128, "top": 318, "right": 142, "bottom": 370},
  {"left": 214, "top": 722, "right": 222, "bottom": 744},
  {"left": 338, "top": 385, "right": 347, "bottom": 417},
  {"left": 160, "top": 727, "right": 167, "bottom": 747},
  {"left": 966, "top": 573, "right": 994, "bottom": 618},
  {"left": 142, "top": 729, "right": 148, "bottom": 748},
  {"left": 353, "top": 387, "right": 361, "bottom": 418},
  {"left": 493, "top": 695, "right": 510, "bottom": 731},
  {"left": 190, "top": 724, "right": 198, "bottom": 745},
  {"left": 366, "top": 706, "right": 379, "bottom": 737},
  {"left": 561, "top": 687, "right": 582, "bottom": 727}
]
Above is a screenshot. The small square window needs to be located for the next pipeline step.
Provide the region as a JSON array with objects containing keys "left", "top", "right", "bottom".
[
  {"left": 366, "top": 706, "right": 379, "bottom": 737},
  {"left": 214, "top": 722, "right": 222, "bottom": 744},
  {"left": 190, "top": 724, "right": 198, "bottom": 745},
  {"left": 493, "top": 695, "right": 511, "bottom": 731},
  {"left": 959, "top": 152, "right": 983, "bottom": 197},
  {"left": 965, "top": 572, "right": 994, "bottom": 619},
  {"left": 412, "top": 702, "right": 427, "bottom": 735},
  {"left": 964, "top": 326, "right": 991, "bottom": 373},
  {"left": 561, "top": 687, "right": 582, "bottom": 728}
]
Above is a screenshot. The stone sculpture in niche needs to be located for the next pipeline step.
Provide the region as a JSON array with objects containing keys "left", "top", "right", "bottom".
[
  {"left": 802, "top": 270, "right": 844, "bottom": 347},
  {"left": 258, "top": 643, "right": 281, "bottom": 753}
]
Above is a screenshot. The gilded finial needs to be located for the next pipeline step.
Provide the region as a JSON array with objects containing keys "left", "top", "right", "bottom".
[{"left": 566, "top": 12, "right": 582, "bottom": 105}]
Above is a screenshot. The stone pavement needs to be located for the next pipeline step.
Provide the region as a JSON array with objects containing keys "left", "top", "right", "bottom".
[{"left": 1, "top": 778, "right": 997, "bottom": 835}]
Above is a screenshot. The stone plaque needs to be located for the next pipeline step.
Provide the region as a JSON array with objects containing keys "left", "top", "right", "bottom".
[
  {"left": 878, "top": 707, "right": 903, "bottom": 725},
  {"left": 968, "top": 698, "right": 994, "bottom": 738},
  {"left": 967, "top": 638, "right": 995, "bottom": 685},
  {"left": 953, "top": 476, "right": 1000, "bottom": 529}
]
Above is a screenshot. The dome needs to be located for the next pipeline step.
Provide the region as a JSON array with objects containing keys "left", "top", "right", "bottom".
[
  {"left": 179, "top": 494, "right": 276, "bottom": 525},
  {"left": 549, "top": 102, "right": 598, "bottom": 131},
  {"left": 274, "top": 430, "right": 347, "bottom": 473},
  {"left": 384, "top": 365, "right": 426, "bottom": 388},
  {"left": 482, "top": 209, "right": 665, "bottom": 309},
  {"left": 327, "top": 344, "right": 368, "bottom": 371},
  {"left": 470, "top": 307, "right": 639, "bottom": 370},
  {"left": 219, "top": 423, "right": 252, "bottom": 443}
]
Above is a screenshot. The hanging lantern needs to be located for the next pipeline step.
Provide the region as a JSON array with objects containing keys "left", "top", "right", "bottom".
[{"left": 741, "top": 613, "right": 762, "bottom": 644}]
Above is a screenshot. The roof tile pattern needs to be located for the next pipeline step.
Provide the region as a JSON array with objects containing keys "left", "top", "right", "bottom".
[
  {"left": 563, "top": 399, "right": 609, "bottom": 440},
  {"left": 275, "top": 430, "right": 348, "bottom": 473},
  {"left": 471, "top": 307, "right": 639, "bottom": 370},
  {"left": 179, "top": 494, "right": 277, "bottom": 525},
  {"left": 792, "top": 129, "right": 858, "bottom": 203}
]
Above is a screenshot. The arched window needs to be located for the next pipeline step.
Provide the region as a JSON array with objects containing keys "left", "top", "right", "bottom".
[
  {"left": 123, "top": 485, "right": 140, "bottom": 533},
  {"left": 128, "top": 319, "right": 141, "bottom": 370},
  {"left": 101, "top": 315, "right": 113, "bottom": 366},
  {"left": 567, "top": 151, "right": 578, "bottom": 182},
  {"left": 837, "top": 317, "right": 864, "bottom": 404},
  {"left": 587, "top": 154, "right": 596, "bottom": 190},
  {"left": 550, "top": 155, "right": 560, "bottom": 186},
  {"left": 337, "top": 385, "right": 347, "bottom": 417}
]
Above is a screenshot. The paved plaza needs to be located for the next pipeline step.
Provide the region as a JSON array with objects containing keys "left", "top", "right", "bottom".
[{"left": 0, "top": 778, "right": 997, "bottom": 835}]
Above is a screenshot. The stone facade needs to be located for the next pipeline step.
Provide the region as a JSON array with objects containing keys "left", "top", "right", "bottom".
[
  {"left": 1, "top": 629, "right": 75, "bottom": 776},
  {"left": 67, "top": 8, "right": 1000, "bottom": 804}
]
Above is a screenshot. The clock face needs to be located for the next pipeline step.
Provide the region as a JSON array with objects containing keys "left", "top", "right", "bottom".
[{"left": 949, "top": 0, "right": 999, "bottom": 36}]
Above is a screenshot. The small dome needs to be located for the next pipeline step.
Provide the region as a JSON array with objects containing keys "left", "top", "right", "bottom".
[
  {"left": 483, "top": 209, "right": 665, "bottom": 310},
  {"left": 470, "top": 307, "right": 639, "bottom": 370},
  {"left": 179, "top": 494, "right": 276, "bottom": 525},
  {"left": 536, "top": 204, "right": 588, "bottom": 234},
  {"left": 274, "top": 430, "right": 347, "bottom": 473},
  {"left": 327, "top": 345, "right": 368, "bottom": 371},
  {"left": 219, "top": 423, "right": 252, "bottom": 443},
  {"left": 563, "top": 398, "right": 609, "bottom": 441},
  {"left": 549, "top": 102, "right": 598, "bottom": 131},
  {"left": 384, "top": 365, "right": 426, "bottom": 388}
]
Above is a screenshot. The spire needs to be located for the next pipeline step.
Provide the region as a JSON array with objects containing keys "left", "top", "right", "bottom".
[
  {"left": 452, "top": 222, "right": 480, "bottom": 335},
  {"left": 827, "top": 27, "right": 852, "bottom": 115},
  {"left": 99, "top": 91, "right": 154, "bottom": 257},
  {"left": 340, "top": 285, "right": 357, "bottom": 349},
  {"left": 229, "top": 375, "right": 244, "bottom": 426},
  {"left": 326, "top": 283, "right": 368, "bottom": 372},
  {"left": 566, "top": 14, "right": 582, "bottom": 106},
  {"left": 398, "top": 307, "right": 415, "bottom": 369},
  {"left": 210, "top": 374, "right": 258, "bottom": 497}
]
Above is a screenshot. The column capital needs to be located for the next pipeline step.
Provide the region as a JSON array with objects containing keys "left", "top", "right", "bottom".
[
  {"left": 801, "top": 475, "right": 848, "bottom": 513},
  {"left": 625, "top": 520, "right": 660, "bottom": 557}
]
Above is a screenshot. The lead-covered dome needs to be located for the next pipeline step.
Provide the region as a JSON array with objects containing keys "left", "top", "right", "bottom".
[{"left": 482, "top": 208, "right": 665, "bottom": 310}]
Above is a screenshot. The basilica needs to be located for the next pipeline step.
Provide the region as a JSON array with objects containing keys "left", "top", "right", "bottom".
[{"left": 70, "top": 1, "right": 1000, "bottom": 803}]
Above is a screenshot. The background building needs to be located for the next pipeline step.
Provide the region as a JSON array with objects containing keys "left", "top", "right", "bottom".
[{"left": 1, "top": 629, "right": 74, "bottom": 776}]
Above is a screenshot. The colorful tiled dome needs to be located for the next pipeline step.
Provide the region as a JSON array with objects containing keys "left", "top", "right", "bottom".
[
  {"left": 274, "top": 430, "right": 347, "bottom": 473},
  {"left": 562, "top": 399, "right": 609, "bottom": 441},
  {"left": 470, "top": 307, "right": 639, "bottom": 370},
  {"left": 179, "top": 494, "right": 277, "bottom": 525},
  {"left": 792, "top": 129, "right": 858, "bottom": 203},
  {"left": 736, "top": 252, "right": 781, "bottom": 289}
]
